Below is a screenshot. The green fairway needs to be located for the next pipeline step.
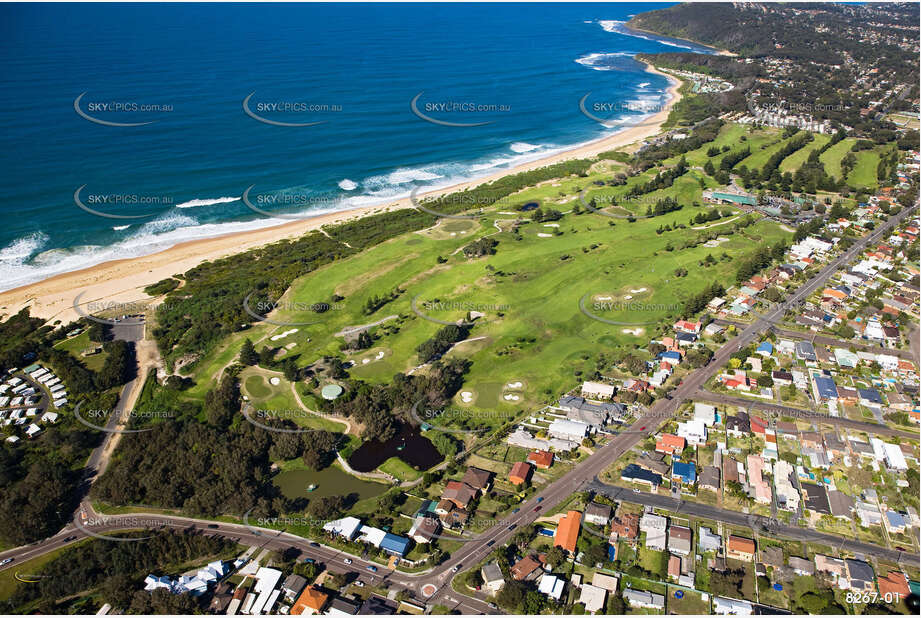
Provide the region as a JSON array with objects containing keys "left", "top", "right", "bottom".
[
  {"left": 779, "top": 134, "right": 831, "bottom": 173},
  {"left": 819, "top": 137, "right": 857, "bottom": 179},
  {"left": 847, "top": 149, "right": 880, "bottom": 189}
]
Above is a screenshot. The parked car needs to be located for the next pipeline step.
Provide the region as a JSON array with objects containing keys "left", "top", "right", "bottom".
[
  {"left": 366, "top": 565, "right": 378, "bottom": 573},
  {"left": 0, "top": 558, "right": 13, "bottom": 566},
  {"left": 344, "top": 558, "right": 352, "bottom": 565},
  {"left": 452, "top": 564, "right": 462, "bottom": 573},
  {"left": 536, "top": 497, "right": 544, "bottom": 503}
]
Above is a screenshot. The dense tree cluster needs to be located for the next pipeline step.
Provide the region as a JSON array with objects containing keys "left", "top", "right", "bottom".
[{"left": 0, "top": 530, "right": 235, "bottom": 614}]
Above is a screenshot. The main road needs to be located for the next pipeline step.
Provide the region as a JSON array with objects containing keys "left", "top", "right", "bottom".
[{"left": 0, "top": 206, "right": 916, "bottom": 611}]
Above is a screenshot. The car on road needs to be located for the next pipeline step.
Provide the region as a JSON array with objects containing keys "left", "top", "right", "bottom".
[
  {"left": 0, "top": 558, "right": 13, "bottom": 566},
  {"left": 309, "top": 542, "right": 320, "bottom": 548},
  {"left": 640, "top": 426, "right": 646, "bottom": 430},
  {"left": 344, "top": 558, "right": 352, "bottom": 565},
  {"left": 303, "top": 558, "right": 316, "bottom": 564},
  {"left": 207, "top": 524, "right": 219, "bottom": 529},
  {"left": 536, "top": 497, "right": 544, "bottom": 503},
  {"left": 633, "top": 488, "right": 640, "bottom": 493},
  {"left": 488, "top": 603, "right": 498, "bottom": 610},
  {"left": 486, "top": 540, "right": 495, "bottom": 547},
  {"left": 533, "top": 506, "right": 542, "bottom": 512},
  {"left": 366, "top": 565, "right": 377, "bottom": 573},
  {"left": 452, "top": 564, "right": 462, "bottom": 573},
  {"left": 512, "top": 508, "right": 520, "bottom": 513},
  {"left": 507, "top": 524, "right": 516, "bottom": 531}
]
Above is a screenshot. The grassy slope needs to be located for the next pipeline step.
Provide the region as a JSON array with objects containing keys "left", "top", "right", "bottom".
[
  {"left": 779, "top": 133, "right": 831, "bottom": 173},
  {"left": 819, "top": 137, "right": 857, "bottom": 179}
]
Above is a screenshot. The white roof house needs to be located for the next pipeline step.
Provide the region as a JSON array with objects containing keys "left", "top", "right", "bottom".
[
  {"left": 250, "top": 567, "right": 282, "bottom": 615},
  {"left": 548, "top": 419, "right": 589, "bottom": 442},
  {"left": 538, "top": 574, "right": 565, "bottom": 601},
  {"left": 677, "top": 419, "right": 707, "bottom": 445},
  {"left": 581, "top": 381, "right": 615, "bottom": 399},
  {"left": 640, "top": 513, "right": 667, "bottom": 551},
  {"left": 714, "top": 596, "right": 753, "bottom": 614},
  {"left": 323, "top": 516, "right": 362, "bottom": 540},
  {"left": 25, "top": 423, "right": 42, "bottom": 438},
  {"left": 578, "top": 583, "right": 607, "bottom": 613},
  {"left": 693, "top": 402, "right": 717, "bottom": 426},
  {"left": 870, "top": 439, "right": 908, "bottom": 470}
]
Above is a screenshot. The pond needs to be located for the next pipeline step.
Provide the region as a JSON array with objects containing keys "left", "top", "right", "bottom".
[
  {"left": 273, "top": 464, "right": 387, "bottom": 501},
  {"left": 347, "top": 422, "right": 443, "bottom": 473}
]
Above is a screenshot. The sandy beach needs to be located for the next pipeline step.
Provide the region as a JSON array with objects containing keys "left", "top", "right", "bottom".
[{"left": 0, "top": 64, "right": 682, "bottom": 324}]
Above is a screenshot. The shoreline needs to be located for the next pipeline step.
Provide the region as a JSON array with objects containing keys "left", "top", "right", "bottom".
[{"left": 0, "top": 64, "right": 683, "bottom": 323}]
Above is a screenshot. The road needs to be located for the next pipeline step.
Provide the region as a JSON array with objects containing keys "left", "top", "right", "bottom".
[
  {"left": 586, "top": 480, "right": 920, "bottom": 566},
  {"left": 693, "top": 391, "right": 919, "bottom": 439},
  {"left": 0, "top": 206, "right": 915, "bottom": 611}
]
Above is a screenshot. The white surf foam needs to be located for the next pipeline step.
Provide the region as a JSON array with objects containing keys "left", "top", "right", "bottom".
[
  {"left": 510, "top": 142, "right": 540, "bottom": 153},
  {"left": 598, "top": 20, "right": 698, "bottom": 50},
  {"left": 175, "top": 196, "right": 240, "bottom": 208},
  {"left": 338, "top": 179, "right": 358, "bottom": 191},
  {"left": 112, "top": 225, "right": 131, "bottom": 231}
]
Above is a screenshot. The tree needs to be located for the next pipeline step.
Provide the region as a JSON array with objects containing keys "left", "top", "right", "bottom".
[
  {"left": 545, "top": 545, "right": 567, "bottom": 568},
  {"left": 240, "top": 338, "right": 258, "bottom": 365},
  {"left": 497, "top": 580, "right": 526, "bottom": 610}
]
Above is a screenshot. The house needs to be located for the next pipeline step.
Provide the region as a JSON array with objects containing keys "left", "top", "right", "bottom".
[
  {"left": 771, "top": 370, "right": 793, "bottom": 386},
  {"left": 554, "top": 510, "right": 582, "bottom": 554},
  {"left": 796, "top": 341, "right": 817, "bottom": 361},
  {"left": 359, "top": 596, "right": 398, "bottom": 615},
  {"left": 815, "top": 555, "right": 847, "bottom": 582},
  {"left": 668, "top": 554, "right": 681, "bottom": 579},
  {"left": 327, "top": 598, "right": 361, "bottom": 617},
  {"left": 761, "top": 546, "right": 784, "bottom": 570},
  {"left": 857, "top": 501, "right": 883, "bottom": 527},
  {"left": 323, "top": 517, "right": 362, "bottom": 541},
  {"left": 591, "top": 572, "right": 619, "bottom": 593},
  {"left": 713, "top": 597, "right": 753, "bottom": 615},
  {"left": 281, "top": 574, "right": 307, "bottom": 602},
  {"left": 845, "top": 559, "right": 875, "bottom": 592},
  {"left": 725, "top": 412, "right": 750, "bottom": 436},
  {"left": 756, "top": 341, "right": 773, "bottom": 357},
  {"left": 655, "top": 433, "right": 686, "bottom": 455},
  {"left": 527, "top": 450, "right": 554, "bottom": 469},
  {"left": 379, "top": 533, "right": 411, "bottom": 557},
  {"left": 813, "top": 373, "right": 838, "bottom": 401},
  {"left": 441, "top": 481, "right": 478, "bottom": 510},
  {"left": 788, "top": 556, "right": 815, "bottom": 576},
  {"left": 578, "top": 584, "right": 608, "bottom": 613},
  {"left": 623, "top": 589, "right": 665, "bottom": 610},
  {"left": 610, "top": 513, "right": 639, "bottom": 541},
  {"left": 291, "top": 587, "right": 329, "bottom": 615},
  {"left": 538, "top": 574, "right": 565, "bottom": 602},
  {"left": 640, "top": 513, "right": 667, "bottom": 551},
  {"left": 510, "top": 555, "right": 544, "bottom": 581},
  {"left": 693, "top": 402, "right": 718, "bottom": 426},
  {"left": 584, "top": 502, "right": 612, "bottom": 526},
  {"left": 699, "top": 466, "right": 720, "bottom": 492},
  {"left": 747, "top": 455, "right": 772, "bottom": 504},
  {"left": 885, "top": 510, "right": 908, "bottom": 534},
  {"left": 581, "top": 380, "right": 615, "bottom": 400},
  {"left": 699, "top": 527, "right": 721, "bottom": 553},
  {"left": 674, "top": 320, "right": 702, "bottom": 334},
  {"left": 827, "top": 490, "right": 855, "bottom": 519},
  {"left": 677, "top": 419, "right": 707, "bottom": 445},
  {"left": 727, "top": 536, "right": 755, "bottom": 561},
  {"left": 560, "top": 396, "right": 625, "bottom": 426},
  {"left": 672, "top": 460, "right": 697, "bottom": 485},
  {"left": 858, "top": 388, "right": 883, "bottom": 407},
  {"left": 481, "top": 562, "right": 505, "bottom": 594},
  {"left": 509, "top": 461, "right": 532, "bottom": 486},
  {"left": 667, "top": 525, "right": 692, "bottom": 556},
  {"left": 877, "top": 571, "right": 910, "bottom": 599},
  {"left": 802, "top": 483, "right": 831, "bottom": 515},
  {"left": 548, "top": 418, "right": 589, "bottom": 442},
  {"left": 461, "top": 467, "right": 492, "bottom": 492},
  {"left": 408, "top": 515, "right": 441, "bottom": 544},
  {"left": 636, "top": 452, "right": 669, "bottom": 476},
  {"left": 834, "top": 348, "right": 860, "bottom": 368},
  {"left": 622, "top": 464, "right": 661, "bottom": 487}
]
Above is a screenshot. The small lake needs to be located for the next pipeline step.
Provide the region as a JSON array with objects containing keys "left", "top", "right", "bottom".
[
  {"left": 347, "top": 423, "right": 443, "bottom": 473},
  {"left": 273, "top": 464, "right": 386, "bottom": 501}
]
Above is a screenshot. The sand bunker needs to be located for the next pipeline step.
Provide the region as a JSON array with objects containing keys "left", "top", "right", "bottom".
[
  {"left": 506, "top": 381, "right": 523, "bottom": 389},
  {"left": 622, "top": 327, "right": 645, "bottom": 336},
  {"left": 375, "top": 351, "right": 385, "bottom": 360},
  {"left": 460, "top": 391, "right": 474, "bottom": 403},
  {"left": 270, "top": 328, "right": 299, "bottom": 341},
  {"left": 537, "top": 233, "right": 553, "bottom": 238},
  {"left": 596, "top": 295, "right": 613, "bottom": 301},
  {"left": 629, "top": 288, "right": 647, "bottom": 293},
  {"left": 503, "top": 394, "right": 521, "bottom": 401},
  {"left": 269, "top": 377, "right": 281, "bottom": 386},
  {"left": 543, "top": 223, "right": 560, "bottom": 228},
  {"left": 624, "top": 294, "right": 633, "bottom": 300}
]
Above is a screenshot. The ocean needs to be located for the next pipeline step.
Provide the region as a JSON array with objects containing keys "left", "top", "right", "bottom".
[{"left": 0, "top": 2, "right": 714, "bottom": 291}]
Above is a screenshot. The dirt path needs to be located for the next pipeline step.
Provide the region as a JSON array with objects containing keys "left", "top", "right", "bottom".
[
  {"left": 335, "top": 314, "right": 398, "bottom": 338},
  {"left": 289, "top": 381, "right": 357, "bottom": 436}
]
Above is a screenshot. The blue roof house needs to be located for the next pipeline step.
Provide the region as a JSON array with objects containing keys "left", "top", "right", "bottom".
[
  {"left": 672, "top": 461, "right": 697, "bottom": 485},
  {"left": 380, "top": 533, "right": 411, "bottom": 556}
]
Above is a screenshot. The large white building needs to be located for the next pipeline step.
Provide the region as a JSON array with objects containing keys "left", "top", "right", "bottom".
[
  {"left": 548, "top": 418, "right": 589, "bottom": 442},
  {"left": 640, "top": 513, "right": 667, "bottom": 551}
]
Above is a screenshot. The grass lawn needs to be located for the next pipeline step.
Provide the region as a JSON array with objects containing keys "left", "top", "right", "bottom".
[
  {"left": 819, "top": 138, "right": 857, "bottom": 180},
  {"left": 667, "top": 586, "right": 710, "bottom": 614},
  {"left": 846, "top": 149, "right": 880, "bottom": 189},
  {"left": 53, "top": 331, "right": 108, "bottom": 371},
  {"left": 379, "top": 456, "right": 424, "bottom": 482},
  {"left": 779, "top": 134, "right": 831, "bottom": 173}
]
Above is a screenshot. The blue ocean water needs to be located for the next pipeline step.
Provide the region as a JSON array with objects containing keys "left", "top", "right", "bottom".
[{"left": 0, "top": 2, "right": 713, "bottom": 291}]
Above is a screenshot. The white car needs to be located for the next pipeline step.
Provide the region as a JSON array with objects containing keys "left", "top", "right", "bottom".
[
  {"left": 0, "top": 558, "right": 13, "bottom": 566},
  {"left": 354, "top": 581, "right": 364, "bottom": 588},
  {"left": 343, "top": 558, "right": 352, "bottom": 565}
]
